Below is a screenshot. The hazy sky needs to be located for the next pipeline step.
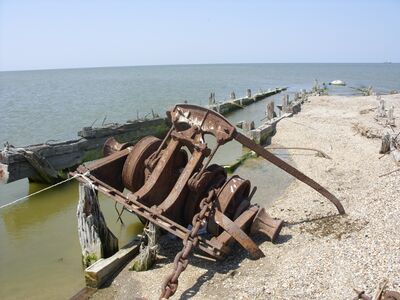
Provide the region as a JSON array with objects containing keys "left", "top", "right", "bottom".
[{"left": 1, "top": 0, "right": 399, "bottom": 71}]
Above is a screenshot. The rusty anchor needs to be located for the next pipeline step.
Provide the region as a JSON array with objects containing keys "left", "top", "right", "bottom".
[{"left": 72, "top": 104, "right": 345, "bottom": 299}]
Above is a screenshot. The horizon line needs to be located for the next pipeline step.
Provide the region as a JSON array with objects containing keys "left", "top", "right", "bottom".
[{"left": 1, "top": 61, "right": 398, "bottom": 72}]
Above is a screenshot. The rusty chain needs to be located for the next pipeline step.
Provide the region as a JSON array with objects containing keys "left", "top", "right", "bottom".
[{"left": 159, "top": 189, "right": 216, "bottom": 299}]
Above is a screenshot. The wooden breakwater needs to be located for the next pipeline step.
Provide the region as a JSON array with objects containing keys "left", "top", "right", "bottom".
[
  {"left": 208, "top": 87, "right": 287, "bottom": 115},
  {"left": 0, "top": 118, "right": 169, "bottom": 184},
  {"left": 238, "top": 92, "right": 305, "bottom": 146},
  {"left": 0, "top": 86, "right": 287, "bottom": 185}
]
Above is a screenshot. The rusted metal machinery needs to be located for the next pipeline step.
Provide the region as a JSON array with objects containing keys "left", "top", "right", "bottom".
[{"left": 73, "top": 104, "right": 345, "bottom": 299}]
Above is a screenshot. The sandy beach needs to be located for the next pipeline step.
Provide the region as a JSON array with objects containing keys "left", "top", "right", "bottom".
[{"left": 92, "top": 93, "right": 400, "bottom": 300}]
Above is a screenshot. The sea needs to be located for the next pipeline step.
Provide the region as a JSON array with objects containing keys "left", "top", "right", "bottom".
[{"left": 0, "top": 63, "right": 399, "bottom": 299}]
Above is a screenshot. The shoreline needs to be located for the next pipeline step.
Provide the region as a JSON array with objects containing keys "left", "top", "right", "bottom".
[{"left": 89, "top": 93, "right": 399, "bottom": 299}]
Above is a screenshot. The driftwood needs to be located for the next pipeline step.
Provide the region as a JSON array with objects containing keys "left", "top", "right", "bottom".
[
  {"left": 77, "top": 182, "right": 119, "bottom": 267},
  {"left": 352, "top": 123, "right": 382, "bottom": 139}
]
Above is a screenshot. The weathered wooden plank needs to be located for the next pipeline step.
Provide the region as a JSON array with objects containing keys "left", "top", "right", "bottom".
[{"left": 85, "top": 240, "right": 140, "bottom": 288}]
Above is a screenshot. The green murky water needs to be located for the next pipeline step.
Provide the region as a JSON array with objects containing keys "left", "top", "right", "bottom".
[{"left": 0, "top": 180, "right": 144, "bottom": 299}]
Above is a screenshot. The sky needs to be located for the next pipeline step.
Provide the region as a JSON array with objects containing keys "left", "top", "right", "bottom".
[{"left": 0, "top": 0, "right": 399, "bottom": 71}]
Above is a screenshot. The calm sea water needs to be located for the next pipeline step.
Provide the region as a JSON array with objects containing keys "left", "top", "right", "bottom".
[
  {"left": 1, "top": 63, "right": 399, "bottom": 146},
  {"left": 0, "top": 63, "right": 399, "bottom": 299}
]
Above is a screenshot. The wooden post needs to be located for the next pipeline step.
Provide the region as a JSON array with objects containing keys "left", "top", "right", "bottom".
[
  {"left": 130, "top": 222, "right": 159, "bottom": 272},
  {"left": 380, "top": 132, "right": 391, "bottom": 154},
  {"left": 282, "top": 95, "right": 289, "bottom": 113},
  {"left": 242, "top": 120, "right": 255, "bottom": 132},
  {"left": 77, "top": 182, "right": 119, "bottom": 267},
  {"left": 266, "top": 101, "right": 274, "bottom": 121},
  {"left": 247, "top": 89, "right": 252, "bottom": 98}
]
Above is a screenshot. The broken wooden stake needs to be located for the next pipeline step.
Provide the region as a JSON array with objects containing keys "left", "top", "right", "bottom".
[
  {"left": 77, "top": 182, "right": 119, "bottom": 267},
  {"left": 130, "top": 222, "right": 159, "bottom": 272}
]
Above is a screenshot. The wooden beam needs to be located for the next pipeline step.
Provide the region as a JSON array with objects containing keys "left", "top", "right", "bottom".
[{"left": 85, "top": 240, "right": 140, "bottom": 288}]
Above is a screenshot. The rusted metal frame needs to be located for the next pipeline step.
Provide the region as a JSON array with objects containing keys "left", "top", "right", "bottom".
[
  {"left": 170, "top": 105, "right": 344, "bottom": 213},
  {"left": 234, "top": 132, "right": 346, "bottom": 215},
  {"left": 193, "top": 143, "right": 220, "bottom": 181},
  {"left": 72, "top": 172, "right": 227, "bottom": 259},
  {"left": 250, "top": 208, "right": 283, "bottom": 243},
  {"left": 76, "top": 149, "right": 131, "bottom": 191},
  {"left": 147, "top": 124, "right": 174, "bottom": 168},
  {"left": 102, "top": 137, "right": 133, "bottom": 157},
  {"left": 169, "top": 104, "right": 236, "bottom": 145},
  {"left": 211, "top": 205, "right": 259, "bottom": 254},
  {"left": 213, "top": 210, "right": 264, "bottom": 259},
  {"left": 78, "top": 148, "right": 131, "bottom": 173},
  {"left": 170, "top": 129, "right": 209, "bottom": 155},
  {"left": 131, "top": 139, "right": 182, "bottom": 207},
  {"left": 157, "top": 149, "right": 204, "bottom": 221}
]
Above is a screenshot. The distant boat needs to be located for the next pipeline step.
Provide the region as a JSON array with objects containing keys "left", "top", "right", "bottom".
[{"left": 329, "top": 80, "right": 346, "bottom": 86}]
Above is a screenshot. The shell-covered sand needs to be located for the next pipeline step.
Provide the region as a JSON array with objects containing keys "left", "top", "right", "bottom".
[{"left": 92, "top": 94, "right": 400, "bottom": 300}]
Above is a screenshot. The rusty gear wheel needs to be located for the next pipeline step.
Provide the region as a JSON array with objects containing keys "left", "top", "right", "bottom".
[
  {"left": 122, "top": 136, "right": 162, "bottom": 192},
  {"left": 183, "top": 164, "right": 226, "bottom": 225},
  {"left": 207, "top": 175, "right": 251, "bottom": 235}
]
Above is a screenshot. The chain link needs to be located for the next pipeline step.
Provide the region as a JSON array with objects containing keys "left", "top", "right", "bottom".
[{"left": 159, "top": 189, "right": 216, "bottom": 299}]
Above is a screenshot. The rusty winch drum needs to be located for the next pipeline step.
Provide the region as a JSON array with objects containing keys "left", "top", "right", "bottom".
[{"left": 73, "top": 104, "right": 345, "bottom": 299}]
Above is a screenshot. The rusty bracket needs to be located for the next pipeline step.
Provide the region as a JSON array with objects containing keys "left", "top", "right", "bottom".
[{"left": 171, "top": 104, "right": 345, "bottom": 215}]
